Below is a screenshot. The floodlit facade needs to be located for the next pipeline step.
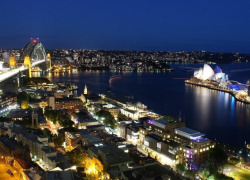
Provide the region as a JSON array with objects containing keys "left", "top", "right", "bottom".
[{"left": 193, "top": 64, "right": 229, "bottom": 84}]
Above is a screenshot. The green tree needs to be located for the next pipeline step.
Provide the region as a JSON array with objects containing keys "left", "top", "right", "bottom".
[
  {"left": 229, "top": 157, "right": 240, "bottom": 165},
  {"left": 208, "top": 146, "right": 228, "bottom": 172},
  {"left": 17, "top": 91, "right": 30, "bottom": 109},
  {"left": 200, "top": 167, "right": 210, "bottom": 178},
  {"left": 185, "top": 170, "right": 196, "bottom": 179},
  {"left": 66, "top": 149, "right": 85, "bottom": 166},
  {"left": 58, "top": 115, "right": 74, "bottom": 128},
  {"left": 96, "top": 110, "right": 116, "bottom": 128},
  {"left": 54, "top": 133, "right": 64, "bottom": 147},
  {"left": 176, "top": 163, "right": 185, "bottom": 173},
  {"left": 43, "top": 128, "right": 53, "bottom": 138},
  {"left": 162, "top": 116, "right": 175, "bottom": 122}
]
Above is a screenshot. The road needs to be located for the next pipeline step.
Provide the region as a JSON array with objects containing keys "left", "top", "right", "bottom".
[{"left": 0, "top": 160, "right": 22, "bottom": 180}]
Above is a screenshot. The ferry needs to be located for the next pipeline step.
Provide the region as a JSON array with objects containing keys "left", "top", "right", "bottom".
[{"left": 109, "top": 75, "right": 121, "bottom": 83}]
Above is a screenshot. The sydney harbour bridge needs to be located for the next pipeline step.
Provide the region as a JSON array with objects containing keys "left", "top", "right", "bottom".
[{"left": 0, "top": 40, "right": 51, "bottom": 94}]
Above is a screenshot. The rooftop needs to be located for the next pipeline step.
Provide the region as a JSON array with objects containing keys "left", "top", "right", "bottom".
[
  {"left": 146, "top": 133, "right": 162, "bottom": 142},
  {"left": 175, "top": 127, "right": 205, "bottom": 139},
  {"left": 98, "top": 145, "right": 132, "bottom": 166},
  {"left": 122, "top": 163, "right": 179, "bottom": 180}
]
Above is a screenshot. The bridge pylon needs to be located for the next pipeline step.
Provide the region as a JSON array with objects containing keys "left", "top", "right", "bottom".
[
  {"left": 24, "top": 55, "right": 31, "bottom": 78},
  {"left": 47, "top": 53, "right": 52, "bottom": 70},
  {"left": 9, "top": 56, "right": 16, "bottom": 69}
]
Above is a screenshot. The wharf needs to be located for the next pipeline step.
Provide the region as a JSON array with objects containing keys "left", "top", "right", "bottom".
[{"left": 185, "top": 80, "right": 250, "bottom": 104}]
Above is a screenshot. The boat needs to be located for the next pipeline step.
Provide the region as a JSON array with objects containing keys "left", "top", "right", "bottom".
[{"left": 109, "top": 75, "right": 121, "bottom": 83}]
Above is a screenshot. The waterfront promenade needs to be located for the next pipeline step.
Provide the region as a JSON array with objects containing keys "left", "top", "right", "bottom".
[{"left": 185, "top": 79, "right": 250, "bottom": 104}]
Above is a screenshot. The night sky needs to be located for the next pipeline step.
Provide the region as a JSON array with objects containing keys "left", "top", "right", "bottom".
[{"left": 0, "top": 0, "right": 250, "bottom": 53}]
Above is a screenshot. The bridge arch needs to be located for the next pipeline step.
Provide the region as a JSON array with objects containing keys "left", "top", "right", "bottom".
[{"left": 19, "top": 41, "right": 47, "bottom": 63}]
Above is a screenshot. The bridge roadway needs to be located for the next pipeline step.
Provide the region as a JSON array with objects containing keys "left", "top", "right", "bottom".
[{"left": 0, "top": 59, "right": 45, "bottom": 82}]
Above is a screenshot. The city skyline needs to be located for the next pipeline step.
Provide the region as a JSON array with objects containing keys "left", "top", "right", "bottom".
[{"left": 1, "top": 0, "right": 250, "bottom": 53}]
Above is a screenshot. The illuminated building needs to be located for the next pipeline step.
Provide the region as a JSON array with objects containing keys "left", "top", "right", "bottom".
[
  {"left": 9, "top": 56, "right": 16, "bottom": 68},
  {"left": 193, "top": 64, "right": 228, "bottom": 83},
  {"left": 24, "top": 55, "right": 32, "bottom": 78},
  {"left": 145, "top": 119, "right": 185, "bottom": 139},
  {"left": 14, "top": 157, "right": 31, "bottom": 178},
  {"left": 64, "top": 131, "right": 80, "bottom": 151},
  {"left": 140, "top": 121, "right": 215, "bottom": 169},
  {"left": 48, "top": 96, "right": 83, "bottom": 112},
  {"left": 107, "top": 107, "right": 120, "bottom": 119},
  {"left": 48, "top": 96, "right": 55, "bottom": 109},
  {"left": 117, "top": 121, "right": 141, "bottom": 144},
  {"left": 120, "top": 108, "right": 139, "bottom": 120},
  {"left": 84, "top": 84, "right": 88, "bottom": 95},
  {"left": 174, "top": 127, "right": 215, "bottom": 169},
  {"left": 0, "top": 135, "right": 31, "bottom": 166},
  {"left": 77, "top": 117, "right": 101, "bottom": 129},
  {"left": 84, "top": 144, "right": 133, "bottom": 179},
  {"left": 7, "top": 126, "right": 66, "bottom": 170},
  {"left": 85, "top": 155, "right": 109, "bottom": 180},
  {"left": 22, "top": 169, "right": 44, "bottom": 180},
  {"left": 247, "top": 144, "right": 250, "bottom": 157}
]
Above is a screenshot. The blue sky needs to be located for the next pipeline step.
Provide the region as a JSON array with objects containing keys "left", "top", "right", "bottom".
[{"left": 0, "top": 0, "right": 250, "bottom": 53}]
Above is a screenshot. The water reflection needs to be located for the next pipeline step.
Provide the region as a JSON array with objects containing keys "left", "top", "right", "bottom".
[
  {"left": 46, "top": 67, "right": 250, "bottom": 147},
  {"left": 185, "top": 83, "right": 250, "bottom": 146}
]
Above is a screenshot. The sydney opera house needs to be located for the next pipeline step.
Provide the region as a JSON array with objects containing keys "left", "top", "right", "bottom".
[
  {"left": 186, "top": 64, "right": 250, "bottom": 103},
  {"left": 193, "top": 64, "right": 229, "bottom": 85}
]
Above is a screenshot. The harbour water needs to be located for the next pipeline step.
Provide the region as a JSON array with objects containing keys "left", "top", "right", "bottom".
[{"left": 44, "top": 62, "right": 250, "bottom": 148}]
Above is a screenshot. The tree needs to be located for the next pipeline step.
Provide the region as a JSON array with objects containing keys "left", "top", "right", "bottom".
[
  {"left": 96, "top": 110, "right": 116, "bottom": 128},
  {"left": 229, "top": 157, "right": 240, "bottom": 165},
  {"left": 185, "top": 170, "right": 196, "bottom": 179},
  {"left": 176, "top": 163, "right": 185, "bottom": 173},
  {"left": 58, "top": 115, "right": 74, "bottom": 128},
  {"left": 44, "top": 106, "right": 52, "bottom": 112},
  {"left": 54, "top": 133, "right": 64, "bottom": 147},
  {"left": 208, "top": 146, "right": 228, "bottom": 172},
  {"left": 17, "top": 91, "right": 30, "bottom": 109},
  {"left": 200, "top": 167, "right": 210, "bottom": 178},
  {"left": 66, "top": 149, "right": 85, "bottom": 166},
  {"left": 207, "top": 173, "right": 233, "bottom": 180},
  {"left": 43, "top": 128, "right": 52, "bottom": 138},
  {"left": 162, "top": 116, "right": 175, "bottom": 122}
]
